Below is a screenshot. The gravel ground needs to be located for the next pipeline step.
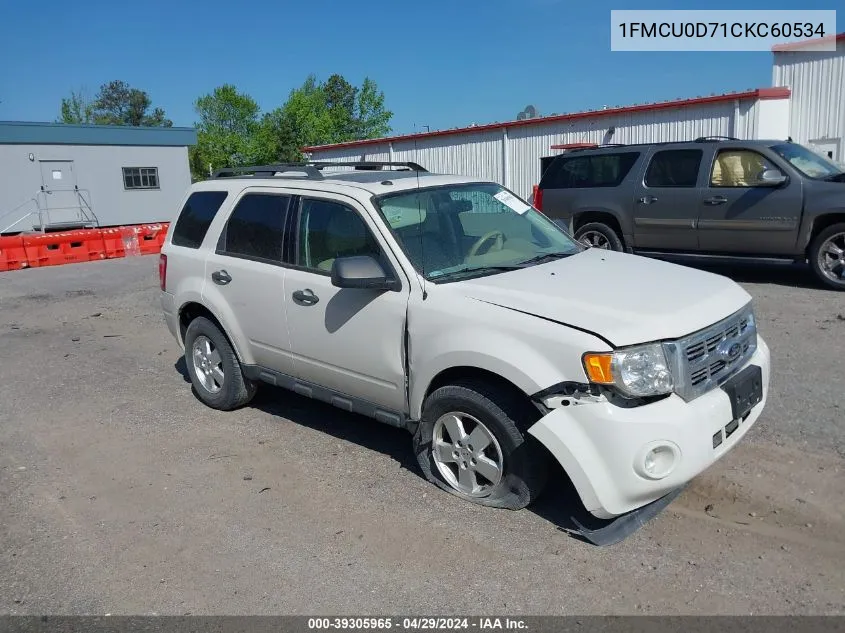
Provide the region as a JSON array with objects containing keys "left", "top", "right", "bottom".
[{"left": 0, "top": 256, "right": 843, "bottom": 615}]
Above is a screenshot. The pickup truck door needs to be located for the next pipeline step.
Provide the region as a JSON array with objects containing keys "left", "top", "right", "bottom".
[
  {"left": 697, "top": 147, "right": 803, "bottom": 254},
  {"left": 631, "top": 147, "right": 706, "bottom": 251},
  {"left": 282, "top": 192, "right": 410, "bottom": 414}
]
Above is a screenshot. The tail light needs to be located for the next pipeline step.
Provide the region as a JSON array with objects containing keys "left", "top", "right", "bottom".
[
  {"left": 159, "top": 254, "right": 167, "bottom": 291},
  {"left": 534, "top": 186, "right": 544, "bottom": 212}
]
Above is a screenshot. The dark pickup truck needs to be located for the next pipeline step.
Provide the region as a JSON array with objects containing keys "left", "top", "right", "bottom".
[{"left": 536, "top": 137, "right": 845, "bottom": 289}]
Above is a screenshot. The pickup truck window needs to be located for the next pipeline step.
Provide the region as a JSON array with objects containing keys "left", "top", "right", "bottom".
[
  {"left": 710, "top": 150, "right": 777, "bottom": 187},
  {"left": 644, "top": 150, "right": 702, "bottom": 188},
  {"left": 544, "top": 152, "right": 639, "bottom": 189},
  {"left": 770, "top": 143, "right": 845, "bottom": 180}
]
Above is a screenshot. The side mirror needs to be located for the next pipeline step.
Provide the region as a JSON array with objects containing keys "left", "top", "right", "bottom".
[
  {"left": 757, "top": 168, "right": 787, "bottom": 186},
  {"left": 331, "top": 255, "right": 395, "bottom": 291}
]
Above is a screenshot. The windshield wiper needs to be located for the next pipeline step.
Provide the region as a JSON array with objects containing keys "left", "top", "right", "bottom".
[
  {"left": 823, "top": 172, "right": 845, "bottom": 183},
  {"left": 429, "top": 264, "right": 525, "bottom": 280},
  {"left": 515, "top": 252, "right": 574, "bottom": 267}
]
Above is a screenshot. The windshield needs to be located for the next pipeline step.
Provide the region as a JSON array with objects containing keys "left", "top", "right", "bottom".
[
  {"left": 374, "top": 182, "right": 583, "bottom": 281},
  {"left": 770, "top": 143, "right": 844, "bottom": 180}
]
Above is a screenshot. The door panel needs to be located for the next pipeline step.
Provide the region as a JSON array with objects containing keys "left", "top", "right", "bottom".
[
  {"left": 631, "top": 148, "right": 706, "bottom": 251},
  {"left": 697, "top": 148, "right": 803, "bottom": 254},
  {"left": 38, "top": 160, "right": 82, "bottom": 226},
  {"left": 284, "top": 196, "right": 409, "bottom": 412},
  {"left": 202, "top": 190, "right": 293, "bottom": 373}
]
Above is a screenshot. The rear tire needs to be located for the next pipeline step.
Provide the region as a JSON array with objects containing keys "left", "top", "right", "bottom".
[
  {"left": 574, "top": 222, "right": 624, "bottom": 251},
  {"left": 808, "top": 222, "right": 845, "bottom": 290},
  {"left": 184, "top": 316, "right": 257, "bottom": 410},
  {"left": 413, "top": 379, "right": 549, "bottom": 510}
]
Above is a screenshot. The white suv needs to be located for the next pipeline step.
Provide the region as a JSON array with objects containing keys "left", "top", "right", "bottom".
[{"left": 159, "top": 162, "right": 770, "bottom": 529}]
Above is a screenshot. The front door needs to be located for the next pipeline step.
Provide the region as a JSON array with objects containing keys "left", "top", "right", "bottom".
[
  {"left": 39, "top": 160, "right": 80, "bottom": 226},
  {"left": 202, "top": 189, "right": 294, "bottom": 374},
  {"left": 283, "top": 194, "right": 410, "bottom": 413},
  {"left": 697, "top": 147, "right": 803, "bottom": 255},
  {"left": 631, "top": 148, "right": 705, "bottom": 251}
]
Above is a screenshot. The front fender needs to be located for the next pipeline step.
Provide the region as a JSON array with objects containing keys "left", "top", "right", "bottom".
[
  {"left": 407, "top": 319, "right": 606, "bottom": 420},
  {"left": 195, "top": 282, "right": 255, "bottom": 366}
]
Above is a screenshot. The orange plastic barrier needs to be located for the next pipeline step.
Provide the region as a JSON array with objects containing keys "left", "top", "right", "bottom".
[
  {"left": 23, "top": 231, "right": 106, "bottom": 268},
  {"left": 0, "top": 235, "right": 28, "bottom": 272},
  {"left": 131, "top": 223, "right": 169, "bottom": 255},
  {"left": 101, "top": 226, "right": 137, "bottom": 259}
]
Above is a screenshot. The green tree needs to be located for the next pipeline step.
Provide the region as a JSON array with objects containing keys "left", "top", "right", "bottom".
[
  {"left": 354, "top": 78, "right": 392, "bottom": 139},
  {"left": 190, "top": 85, "right": 264, "bottom": 178},
  {"left": 90, "top": 80, "right": 173, "bottom": 127},
  {"left": 58, "top": 89, "right": 94, "bottom": 124}
]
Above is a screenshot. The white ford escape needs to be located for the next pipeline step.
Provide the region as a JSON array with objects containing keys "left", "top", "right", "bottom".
[{"left": 159, "top": 162, "right": 770, "bottom": 530}]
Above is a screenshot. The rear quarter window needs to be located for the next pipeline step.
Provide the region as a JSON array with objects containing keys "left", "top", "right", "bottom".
[
  {"left": 541, "top": 152, "right": 640, "bottom": 189},
  {"left": 171, "top": 191, "right": 229, "bottom": 249}
]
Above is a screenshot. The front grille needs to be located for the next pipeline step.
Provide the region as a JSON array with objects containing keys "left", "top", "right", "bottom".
[{"left": 666, "top": 304, "right": 757, "bottom": 402}]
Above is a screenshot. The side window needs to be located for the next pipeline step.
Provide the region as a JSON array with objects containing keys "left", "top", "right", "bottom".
[
  {"left": 296, "top": 199, "right": 382, "bottom": 272},
  {"left": 644, "top": 150, "right": 703, "bottom": 188},
  {"left": 219, "top": 193, "right": 290, "bottom": 263},
  {"left": 171, "top": 191, "right": 229, "bottom": 249},
  {"left": 710, "top": 150, "right": 778, "bottom": 187},
  {"left": 545, "top": 153, "right": 639, "bottom": 189}
]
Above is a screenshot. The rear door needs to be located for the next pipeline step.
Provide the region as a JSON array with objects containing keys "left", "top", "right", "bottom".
[
  {"left": 202, "top": 189, "right": 294, "bottom": 373},
  {"left": 631, "top": 147, "right": 707, "bottom": 251},
  {"left": 697, "top": 147, "right": 803, "bottom": 254}
]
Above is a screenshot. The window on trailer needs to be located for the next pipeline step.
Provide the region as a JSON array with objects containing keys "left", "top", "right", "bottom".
[{"left": 123, "top": 167, "right": 160, "bottom": 190}]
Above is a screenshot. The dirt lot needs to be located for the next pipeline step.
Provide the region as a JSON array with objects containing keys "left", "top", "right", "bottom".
[{"left": 1, "top": 256, "right": 843, "bottom": 615}]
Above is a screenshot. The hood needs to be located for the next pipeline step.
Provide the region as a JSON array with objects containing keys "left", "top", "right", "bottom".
[{"left": 454, "top": 249, "right": 752, "bottom": 347}]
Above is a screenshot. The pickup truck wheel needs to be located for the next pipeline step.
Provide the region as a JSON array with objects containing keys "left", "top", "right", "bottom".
[
  {"left": 184, "top": 316, "right": 257, "bottom": 410},
  {"left": 574, "top": 222, "right": 624, "bottom": 251},
  {"left": 809, "top": 223, "right": 845, "bottom": 290},
  {"left": 414, "top": 380, "right": 549, "bottom": 510}
]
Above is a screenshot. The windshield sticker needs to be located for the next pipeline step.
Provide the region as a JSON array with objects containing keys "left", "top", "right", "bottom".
[{"left": 493, "top": 190, "right": 531, "bottom": 214}]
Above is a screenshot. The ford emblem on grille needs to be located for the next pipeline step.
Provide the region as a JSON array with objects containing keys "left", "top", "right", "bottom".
[{"left": 717, "top": 339, "right": 742, "bottom": 362}]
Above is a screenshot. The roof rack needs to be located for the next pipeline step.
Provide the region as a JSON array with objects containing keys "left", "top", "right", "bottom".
[
  {"left": 212, "top": 164, "right": 325, "bottom": 179},
  {"left": 211, "top": 161, "right": 428, "bottom": 180},
  {"left": 694, "top": 135, "right": 739, "bottom": 142},
  {"left": 313, "top": 161, "right": 428, "bottom": 172}
]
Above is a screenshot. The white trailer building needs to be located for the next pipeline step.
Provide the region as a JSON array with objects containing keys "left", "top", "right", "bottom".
[
  {"left": 305, "top": 33, "right": 844, "bottom": 201},
  {"left": 0, "top": 122, "right": 196, "bottom": 234}
]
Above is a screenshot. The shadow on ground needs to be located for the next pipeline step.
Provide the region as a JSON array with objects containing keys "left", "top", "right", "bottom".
[{"left": 174, "top": 356, "right": 610, "bottom": 543}]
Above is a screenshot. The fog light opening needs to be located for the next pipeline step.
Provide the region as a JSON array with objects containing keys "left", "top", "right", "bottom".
[{"left": 640, "top": 445, "right": 677, "bottom": 480}]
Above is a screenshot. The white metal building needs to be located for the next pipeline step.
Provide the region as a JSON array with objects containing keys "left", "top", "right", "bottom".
[
  {"left": 305, "top": 33, "right": 844, "bottom": 201},
  {"left": 773, "top": 33, "right": 845, "bottom": 163}
]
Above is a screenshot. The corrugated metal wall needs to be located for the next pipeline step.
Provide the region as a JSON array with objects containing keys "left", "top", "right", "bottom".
[
  {"left": 773, "top": 40, "right": 845, "bottom": 160},
  {"left": 309, "top": 100, "right": 760, "bottom": 200}
]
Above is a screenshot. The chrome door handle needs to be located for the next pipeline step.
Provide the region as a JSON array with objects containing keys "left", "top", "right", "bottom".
[
  {"left": 292, "top": 289, "right": 319, "bottom": 306},
  {"left": 704, "top": 196, "right": 728, "bottom": 205},
  {"left": 211, "top": 270, "right": 232, "bottom": 285},
  {"left": 638, "top": 195, "right": 658, "bottom": 204}
]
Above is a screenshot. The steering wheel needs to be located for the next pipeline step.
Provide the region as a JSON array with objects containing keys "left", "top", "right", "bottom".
[{"left": 468, "top": 230, "right": 505, "bottom": 258}]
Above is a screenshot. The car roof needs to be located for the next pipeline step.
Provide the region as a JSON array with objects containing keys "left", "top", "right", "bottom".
[{"left": 550, "top": 138, "right": 790, "bottom": 156}]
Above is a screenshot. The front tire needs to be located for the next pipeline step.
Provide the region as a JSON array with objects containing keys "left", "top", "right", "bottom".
[
  {"left": 184, "top": 316, "right": 257, "bottom": 410},
  {"left": 574, "top": 221, "right": 624, "bottom": 251},
  {"left": 808, "top": 222, "right": 845, "bottom": 290},
  {"left": 413, "top": 379, "right": 549, "bottom": 510}
]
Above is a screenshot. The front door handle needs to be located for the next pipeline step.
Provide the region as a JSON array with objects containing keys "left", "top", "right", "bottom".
[
  {"left": 292, "top": 288, "right": 319, "bottom": 306},
  {"left": 638, "top": 195, "right": 658, "bottom": 204},
  {"left": 703, "top": 196, "right": 728, "bottom": 205},
  {"left": 211, "top": 269, "right": 232, "bottom": 285}
]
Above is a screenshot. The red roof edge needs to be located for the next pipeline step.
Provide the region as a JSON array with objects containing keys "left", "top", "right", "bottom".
[
  {"left": 550, "top": 142, "right": 598, "bottom": 150},
  {"left": 772, "top": 32, "right": 845, "bottom": 52},
  {"left": 302, "top": 87, "right": 792, "bottom": 153}
]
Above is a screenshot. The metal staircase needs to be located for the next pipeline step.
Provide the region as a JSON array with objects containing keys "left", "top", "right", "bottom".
[{"left": 0, "top": 187, "right": 99, "bottom": 235}]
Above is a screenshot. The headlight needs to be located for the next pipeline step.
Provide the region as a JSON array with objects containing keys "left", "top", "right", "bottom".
[{"left": 582, "top": 343, "right": 674, "bottom": 398}]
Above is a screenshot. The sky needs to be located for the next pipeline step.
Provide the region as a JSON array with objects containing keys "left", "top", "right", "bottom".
[{"left": 0, "top": 0, "right": 841, "bottom": 136}]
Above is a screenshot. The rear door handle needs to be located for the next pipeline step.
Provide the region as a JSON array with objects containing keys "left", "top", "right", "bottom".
[
  {"left": 292, "top": 289, "right": 319, "bottom": 306},
  {"left": 638, "top": 195, "right": 658, "bottom": 204},
  {"left": 211, "top": 269, "right": 232, "bottom": 285},
  {"left": 703, "top": 196, "right": 728, "bottom": 205}
]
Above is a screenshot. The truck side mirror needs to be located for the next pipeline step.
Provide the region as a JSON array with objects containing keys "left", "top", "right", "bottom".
[{"left": 757, "top": 169, "right": 787, "bottom": 187}]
